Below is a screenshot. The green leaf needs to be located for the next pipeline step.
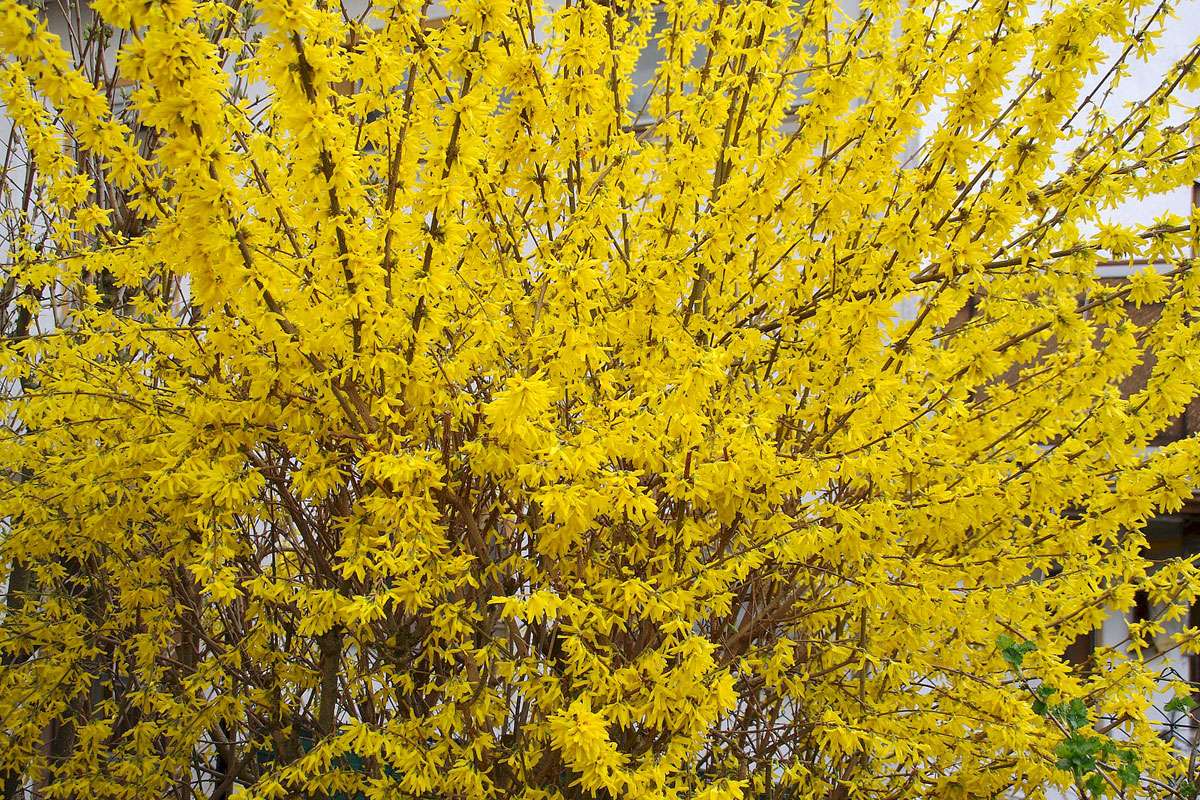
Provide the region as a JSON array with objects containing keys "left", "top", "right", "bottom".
[
  {"left": 1165, "top": 694, "right": 1197, "bottom": 713},
  {"left": 1055, "top": 732, "right": 1101, "bottom": 776},
  {"left": 1050, "top": 698, "right": 1089, "bottom": 731},
  {"left": 1032, "top": 685, "right": 1056, "bottom": 716},
  {"left": 1083, "top": 773, "right": 1105, "bottom": 797},
  {"left": 998, "top": 635, "right": 1037, "bottom": 670},
  {"left": 1116, "top": 760, "right": 1140, "bottom": 786}
]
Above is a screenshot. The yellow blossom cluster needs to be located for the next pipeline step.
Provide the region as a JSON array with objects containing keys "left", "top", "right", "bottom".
[{"left": 1, "top": 0, "right": 1200, "bottom": 797}]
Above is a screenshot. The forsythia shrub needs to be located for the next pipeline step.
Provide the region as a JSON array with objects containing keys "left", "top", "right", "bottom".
[{"left": 1, "top": 0, "right": 1200, "bottom": 796}]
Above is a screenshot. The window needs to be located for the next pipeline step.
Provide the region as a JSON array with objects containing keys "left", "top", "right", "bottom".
[
  {"left": 1064, "top": 629, "right": 1095, "bottom": 672},
  {"left": 1133, "top": 589, "right": 1152, "bottom": 626}
]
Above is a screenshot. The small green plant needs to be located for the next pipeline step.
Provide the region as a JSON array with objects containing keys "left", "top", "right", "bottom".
[{"left": 998, "top": 636, "right": 1142, "bottom": 799}]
